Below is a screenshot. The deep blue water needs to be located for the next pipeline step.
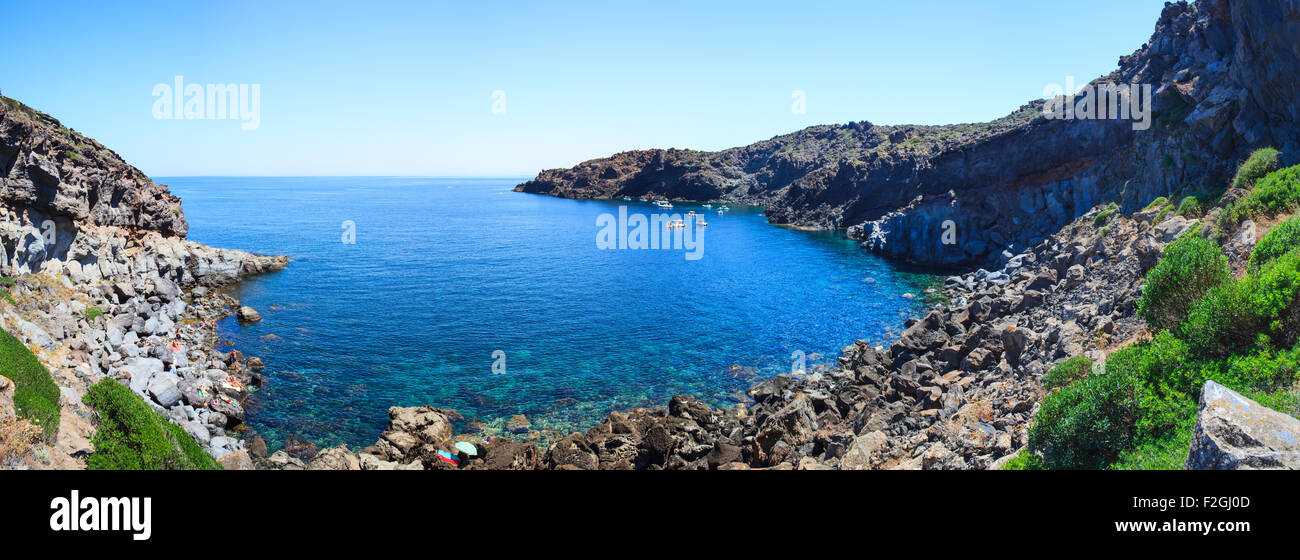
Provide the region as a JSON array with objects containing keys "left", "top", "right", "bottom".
[{"left": 162, "top": 177, "right": 937, "bottom": 450}]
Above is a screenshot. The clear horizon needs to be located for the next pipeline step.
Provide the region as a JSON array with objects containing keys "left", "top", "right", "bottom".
[{"left": 4, "top": 0, "right": 1169, "bottom": 177}]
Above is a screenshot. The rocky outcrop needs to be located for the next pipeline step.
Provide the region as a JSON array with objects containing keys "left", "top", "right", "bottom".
[
  {"left": 0, "top": 94, "right": 287, "bottom": 469},
  {"left": 0, "top": 95, "right": 287, "bottom": 285},
  {"left": 1, "top": 96, "right": 187, "bottom": 236},
  {"left": 515, "top": 0, "right": 1300, "bottom": 268},
  {"left": 1186, "top": 380, "right": 1300, "bottom": 470}
]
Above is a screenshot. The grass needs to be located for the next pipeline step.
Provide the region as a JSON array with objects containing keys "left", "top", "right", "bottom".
[
  {"left": 0, "top": 328, "right": 60, "bottom": 440},
  {"left": 83, "top": 378, "right": 221, "bottom": 470},
  {"left": 84, "top": 306, "right": 103, "bottom": 323}
]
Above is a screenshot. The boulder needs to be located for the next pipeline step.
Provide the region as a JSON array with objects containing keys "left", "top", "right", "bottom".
[
  {"left": 307, "top": 445, "right": 361, "bottom": 470},
  {"left": 237, "top": 306, "right": 261, "bottom": 323},
  {"left": 840, "top": 430, "right": 887, "bottom": 470},
  {"left": 1186, "top": 381, "right": 1300, "bottom": 470},
  {"left": 147, "top": 372, "right": 182, "bottom": 408},
  {"left": 387, "top": 406, "right": 454, "bottom": 445},
  {"left": 218, "top": 450, "right": 254, "bottom": 470},
  {"left": 506, "top": 414, "right": 531, "bottom": 433}
]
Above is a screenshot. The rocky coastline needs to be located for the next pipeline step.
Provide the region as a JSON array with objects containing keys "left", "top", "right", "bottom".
[
  {"left": 0, "top": 94, "right": 288, "bottom": 468},
  {"left": 5, "top": 0, "right": 1300, "bottom": 471},
  {"left": 515, "top": 0, "right": 1300, "bottom": 269}
]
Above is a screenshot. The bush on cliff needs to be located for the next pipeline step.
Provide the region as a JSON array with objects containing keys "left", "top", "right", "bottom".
[
  {"left": 1251, "top": 217, "right": 1300, "bottom": 271},
  {"left": 1092, "top": 202, "right": 1119, "bottom": 227},
  {"left": 1232, "top": 147, "right": 1281, "bottom": 191},
  {"left": 1178, "top": 248, "right": 1300, "bottom": 358},
  {"left": 1137, "top": 226, "right": 1230, "bottom": 332},
  {"left": 1219, "top": 164, "right": 1300, "bottom": 229},
  {"left": 83, "top": 378, "right": 220, "bottom": 470},
  {"left": 0, "top": 328, "right": 60, "bottom": 440},
  {"left": 1027, "top": 327, "right": 1300, "bottom": 469},
  {"left": 1176, "top": 196, "right": 1200, "bottom": 217}
]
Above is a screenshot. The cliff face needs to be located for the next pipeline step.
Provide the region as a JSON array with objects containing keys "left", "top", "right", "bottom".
[
  {"left": 0, "top": 95, "right": 285, "bottom": 286},
  {"left": 0, "top": 97, "right": 188, "bottom": 236},
  {"left": 515, "top": 0, "right": 1300, "bottom": 268}
]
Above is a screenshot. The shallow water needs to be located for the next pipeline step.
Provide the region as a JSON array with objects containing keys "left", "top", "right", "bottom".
[{"left": 163, "top": 177, "right": 938, "bottom": 450}]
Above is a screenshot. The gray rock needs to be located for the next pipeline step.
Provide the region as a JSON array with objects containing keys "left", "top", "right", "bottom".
[
  {"left": 237, "top": 306, "right": 261, "bottom": 323},
  {"left": 1186, "top": 380, "right": 1300, "bottom": 470},
  {"left": 147, "top": 372, "right": 182, "bottom": 408}
]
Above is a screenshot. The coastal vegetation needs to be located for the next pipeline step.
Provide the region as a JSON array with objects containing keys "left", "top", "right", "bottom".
[
  {"left": 1022, "top": 155, "right": 1300, "bottom": 470},
  {"left": 0, "top": 327, "right": 61, "bottom": 439},
  {"left": 83, "top": 378, "right": 221, "bottom": 470}
]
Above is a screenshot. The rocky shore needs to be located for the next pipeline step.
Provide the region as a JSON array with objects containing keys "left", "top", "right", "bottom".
[
  {"left": 6, "top": 0, "right": 1300, "bottom": 471},
  {"left": 515, "top": 0, "right": 1300, "bottom": 269},
  {"left": 0, "top": 93, "right": 288, "bottom": 469}
]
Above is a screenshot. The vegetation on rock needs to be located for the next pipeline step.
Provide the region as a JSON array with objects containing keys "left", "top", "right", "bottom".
[
  {"left": 0, "top": 328, "right": 60, "bottom": 439},
  {"left": 83, "top": 378, "right": 221, "bottom": 470}
]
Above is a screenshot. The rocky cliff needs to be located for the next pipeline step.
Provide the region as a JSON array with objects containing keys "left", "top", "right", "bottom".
[
  {"left": 0, "top": 95, "right": 286, "bottom": 285},
  {"left": 515, "top": 0, "right": 1300, "bottom": 268},
  {"left": 0, "top": 95, "right": 286, "bottom": 469}
]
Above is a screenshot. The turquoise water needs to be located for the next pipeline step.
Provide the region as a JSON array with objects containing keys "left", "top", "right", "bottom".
[{"left": 163, "top": 177, "right": 936, "bottom": 450}]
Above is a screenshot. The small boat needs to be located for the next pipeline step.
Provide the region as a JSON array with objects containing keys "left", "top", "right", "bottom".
[
  {"left": 655, "top": 200, "right": 673, "bottom": 208},
  {"left": 687, "top": 210, "right": 696, "bottom": 216},
  {"left": 696, "top": 218, "right": 709, "bottom": 226},
  {"left": 718, "top": 205, "right": 730, "bottom": 211},
  {"left": 667, "top": 219, "right": 686, "bottom": 229},
  {"left": 703, "top": 204, "right": 712, "bottom": 208}
]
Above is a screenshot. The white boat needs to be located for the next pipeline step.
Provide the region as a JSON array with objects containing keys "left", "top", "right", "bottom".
[
  {"left": 655, "top": 200, "right": 673, "bottom": 208},
  {"left": 703, "top": 204, "right": 712, "bottom": 208},
  {"left": 718, "top": 205, "right": 730, "bottom": 211},
  {"left": 696, "top": 218, "right": 709, "bottom": 226},
  {"left": 686, "top": 210, "right": 696, "bottom": 216}
]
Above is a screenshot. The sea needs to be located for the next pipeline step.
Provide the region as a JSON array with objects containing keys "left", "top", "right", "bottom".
[{"left": 162, "top": 176, "right": 939, "bottom": 450}]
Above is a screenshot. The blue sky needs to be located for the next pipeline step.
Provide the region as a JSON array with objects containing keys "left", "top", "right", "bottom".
[{"left": 2, "top": 0, "right": 1170, "bottom": 177}]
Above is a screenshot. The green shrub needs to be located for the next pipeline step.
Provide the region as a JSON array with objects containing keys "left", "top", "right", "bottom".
[
  {"left": 999, "top": 451, "right": 1046, "bottom": 470},
  {"left": 1176, "top": 196, "right": 1200, "bottom": 217},
  {"left": 1027, "top": 356, "right": 1143, "bottom": 469},
  {"left": 1137, "top": 226, "right": 1231, "bottom": 331},
  {"left": 1232, "top": 147, "right": 1281, "bottom": 191},
  {"left": 0, "top": 328, "right": 60, "bottom": 440},
  {"left": 0, "top": 276, "right": 14, "bottom": 287},
  {"left": 1220, "top": 164, "right": 1300, "bottom": 229},
  {"left": 1251, "top": 217, "right": 1300, "bottom": 271},
  {"left": 1042, "top": 356, "right": 1093, "bottom": 390},
  {"left": 84, "top": 306, "right": 103, "bottom": 323},
  {"left": 1144, "top": 196, "right": 1170, "bottom": 211},
  {"left": 1093, "top": 202, "right": 1119, "bottom": 227},
  {"left": 1178, "top": 248, "right": 1300, "bottom": 358},
  {"left": 82, "top": 379, "right": 221, "bottom": 470},
  {"left": 1110, "top": 421, "right": 1194, "bottom": 470}
]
